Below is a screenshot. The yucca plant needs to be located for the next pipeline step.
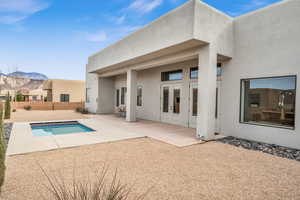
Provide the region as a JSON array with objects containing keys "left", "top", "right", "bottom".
[
  {"left": 4, "top": 93, "right": 11, "bottom": 119},
  {"left": 39, "top": 165, "right": 150, "bottom": 200}
]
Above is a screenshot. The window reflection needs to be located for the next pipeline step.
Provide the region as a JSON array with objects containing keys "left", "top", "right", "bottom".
[
  {"left": 161, "top": 70, "right": 183, "bottom": 81},
  {"left": 241, "top": 76, "right": 296, "bottom": 128}
]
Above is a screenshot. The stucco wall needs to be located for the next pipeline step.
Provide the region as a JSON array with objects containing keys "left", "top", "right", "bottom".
[
  {"left": 86, "top": 72, "right": 99, "bottom": 113},
  {"left": 98, "top": 77, "right": 115, "bottom": 113},
  {"left": 220, "top": 0, "right": 300, "bottom": 149},
  {"left": 51, "top": 79, "right": 85, "bottom": 103},
  {"left": 113, "top": 59, "right": 198, "bottom": 126},
  {"left": 87, "top": 0, "right": 195, "bottom": 72},
  {"left": 87, "top": 0, "right": 234, "bottom": 73},
  {"left": 193, "top": 0, "right": 234, "bottom": 57}
]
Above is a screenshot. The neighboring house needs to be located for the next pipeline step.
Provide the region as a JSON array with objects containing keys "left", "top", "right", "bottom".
[
  {"left": 16, "top": 88, "right": 45, "bottom": 101},
  {"left": 0, "top": 75, "right": 46, "bottom": 101},
  {"left": 86, "top": 0, "right": 300, "bottom": 149},
  {"left": 43, "top": 79, "right": 85, "bottom": 102}
]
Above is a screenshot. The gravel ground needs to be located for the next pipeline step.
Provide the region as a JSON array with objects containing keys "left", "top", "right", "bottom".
[
  {"left": 217, "top": 136, "right": 300, "bottom": 162},
  {"left": 1, "top": 138, "right": 300, "bottom": 200},
  {"left": 3, "top": 123, "right": 12, "bottom": 145}
]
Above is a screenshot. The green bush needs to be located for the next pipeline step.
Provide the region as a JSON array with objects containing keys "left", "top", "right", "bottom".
[
  {"left": 0, "top": 104, "right": 6, "bottom": 190},
  {"left": 4, "top": 93, "right": 10, "bottom": 119},
  {"left": 24, "top": 106, "right": 32, "bottom": 111},
  {"left": 16, "top": 93, "right": 24, "bottom": 102},
  {"left": 75, "top": 107, "right": 89, "bottom": 114},
  {"left": 75, "top": 107, "right": 83, "bottom": 113}
]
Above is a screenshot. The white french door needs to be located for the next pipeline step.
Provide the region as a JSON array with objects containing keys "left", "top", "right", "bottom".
[{"left": 160, "top": 84, "right": 183, "bottom": 125}]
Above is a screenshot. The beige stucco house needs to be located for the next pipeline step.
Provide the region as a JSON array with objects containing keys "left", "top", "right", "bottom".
[
  {"left": 86, "top": 0, "right": 300, "bottom": 149},
  {"left": 43, "top": 79, "right": 85, "bottom": 102}
]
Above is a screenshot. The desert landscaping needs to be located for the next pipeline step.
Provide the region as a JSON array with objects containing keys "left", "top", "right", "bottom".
[
  {"left": 1, "top": 110, "right": 300, "bottom": 200},
  {"left": 1, "top": 136, "right": 300, "bottom": 200},
  {"left": 1, "top": 0, "right": 300, "bottom": 199}
]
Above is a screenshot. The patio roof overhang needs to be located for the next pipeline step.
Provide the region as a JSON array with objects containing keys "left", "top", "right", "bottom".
[{"left": 90, "top": 39, "right": 207, "bottom": 77}]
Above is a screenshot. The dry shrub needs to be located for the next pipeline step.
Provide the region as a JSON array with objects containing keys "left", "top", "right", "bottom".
[{"left": 39, "top": 165, "right": 150, "bottom": 200}]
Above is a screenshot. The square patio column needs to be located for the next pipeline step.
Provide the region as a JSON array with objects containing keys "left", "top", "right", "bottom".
[
  {"left": 197, "top": 45, "right": 217, "bottom": 140},
  {"left": 126, "top": 69, "right": 137, "bottom": 122}
]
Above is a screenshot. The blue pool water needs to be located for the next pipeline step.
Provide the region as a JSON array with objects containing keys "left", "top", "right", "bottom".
[{"left": 31, "top": 122, "right": 95, "bottom": 136}]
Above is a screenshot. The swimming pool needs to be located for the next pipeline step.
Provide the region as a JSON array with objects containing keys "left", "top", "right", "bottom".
[{"left": 31, "top": 121, "right": 95, "bottom": 136}]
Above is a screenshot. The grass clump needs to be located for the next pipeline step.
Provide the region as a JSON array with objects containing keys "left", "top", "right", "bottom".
[
  {"left": 24, "top": 105, "right": 32, "bottom": 111},
  {"left": 0, "top": 104, "right": 6, "bottom": 190},
  {"left": 4, "top": 93, "right": 10, "bottom": 119},
  {"left": 40, "top": 165, "right": 149, "bottom": 200}
]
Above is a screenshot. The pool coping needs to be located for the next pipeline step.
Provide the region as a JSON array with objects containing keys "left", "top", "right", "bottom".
[{"left": 6, "top": 118, "right": 146, "bottom": 156}]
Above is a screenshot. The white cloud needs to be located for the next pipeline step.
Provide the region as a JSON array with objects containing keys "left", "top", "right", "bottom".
[
  {"left": 83, "top": 25, "right": 142, "bottom": 43},
  {"left": 0, "top": 0, "right": 50, "bottom": 24},
  {"left": 128, "top": 0, "right": 163, "bottom": 14},
  {"left": 115, "top": 15, "right": 126, "bottom": 24},
  {"left": 85, "top": 31, "right": 108, "bottom": 42},
  {"left": 0, "top": 15, "right": 27, "bottom": 24},
  {"left": 110, "top": 15, "right": 126, "bottom": 24},
  {"left": 119, "top": 25, "right": 142, "bottom": 33},
  {"left": 228, "top": 0, "right": 272, "bottom": 17}
]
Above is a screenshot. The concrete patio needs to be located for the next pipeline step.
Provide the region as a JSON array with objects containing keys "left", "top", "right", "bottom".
[{"left": 7, "top": 114, "right": 203, "bottom": 155}]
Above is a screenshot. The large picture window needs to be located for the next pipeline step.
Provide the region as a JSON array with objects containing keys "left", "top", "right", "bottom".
[{"left": 240, "top": 76, "right": 296, "bottom": 129}]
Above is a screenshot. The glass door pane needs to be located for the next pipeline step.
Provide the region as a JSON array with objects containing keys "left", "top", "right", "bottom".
[
  {"left": 163, "top": 87, "right": 169, "bottom": 113},
  {"left": 173, "top": 88, "right": 180, "bottom": 114},
  {"left": 192, "top": 88, "right": 197, "bottom": 116}
]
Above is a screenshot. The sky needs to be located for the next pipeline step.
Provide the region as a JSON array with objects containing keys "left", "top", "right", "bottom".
[
  {"left": 0, "top": 0, "right": 282, "bottom": 80},
  {"left": 250, "top": 77, "right": 296, "bottom": 90}
]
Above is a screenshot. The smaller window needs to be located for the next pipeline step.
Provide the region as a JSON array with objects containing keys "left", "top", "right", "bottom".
[
  {"left": 192, "top": 88, "right": 198, "bottom": 116},
  {"left": 86, "top": 88, "right": 90, "bottom": 103},
  {"left": 161, "top": 70, "right": 183, "bottom": 81},
  {"left": 116, "top": 89, "right": 120, "bottom": 107},
  {"left": 190, "top": 67, "right": 198, "bottom": 79},
  {"left": 173, "top": 88, "right": 180, "bottom": 114},
  {"left": 60, "top": 94, "right": 70, "bottom": 102},
  {"left": 215, "top": 88, "right": 218, "bottom": 118},
  {"left": 121, "top": 87, "right": 126, "bottom": 105},
  {"left": 163, "top": 87, "right": 169, "bottom": 113},
  {"left": 137, "top": 86, "right": 142, "bottom": 106},
  {"left": 217, "top": 63, "right": 222, "bottom": 77}
]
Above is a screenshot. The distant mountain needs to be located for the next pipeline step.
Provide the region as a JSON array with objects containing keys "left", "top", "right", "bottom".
[
  {"left": 7, "top": 71, "right": 48, "bottom": 80},
  {"left": 0, "top": 75, "right": 45, "bottom": 91}
]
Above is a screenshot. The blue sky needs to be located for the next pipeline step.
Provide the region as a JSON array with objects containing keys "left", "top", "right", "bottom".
[
  {"left": 250, "top": 77, "right": 296, "bottom": 90},
  {"left": 0, "top": 0, "right": 281, "bottom": 80}
]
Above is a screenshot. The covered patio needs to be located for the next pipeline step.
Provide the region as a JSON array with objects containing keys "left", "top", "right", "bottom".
[{"left": 7, "top": 114, "right": 204, "bottom": 156}]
